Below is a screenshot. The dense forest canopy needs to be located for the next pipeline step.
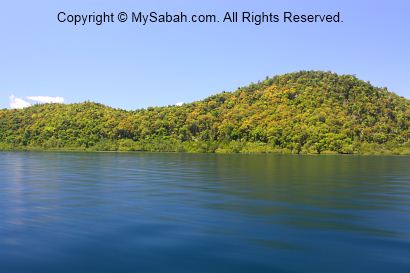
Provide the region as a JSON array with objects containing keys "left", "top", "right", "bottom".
[{"left": 1, "top": 71, "right": 409, "bottom": 154}]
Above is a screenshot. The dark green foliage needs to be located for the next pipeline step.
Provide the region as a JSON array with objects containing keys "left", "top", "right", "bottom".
[{"left": 1, "top": 71, "right": 409, "bottom": 154}]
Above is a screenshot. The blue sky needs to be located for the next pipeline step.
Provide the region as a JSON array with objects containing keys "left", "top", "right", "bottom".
[{"left": 0, "top": 0, "right": 409, "bottom": 109}]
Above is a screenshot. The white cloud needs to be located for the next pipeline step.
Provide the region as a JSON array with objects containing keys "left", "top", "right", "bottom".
[
  {"left": 9, "top": 95, "right": 31, "bottom": 109},
  {"left": 8, "top": 94, "right": 65, "bottom": 109},
  {"left": 175, "top": 102, "right": 184, "bottom": 106},
  {"left": 27, "top": 96, "right": 64, "bottom": 104}
]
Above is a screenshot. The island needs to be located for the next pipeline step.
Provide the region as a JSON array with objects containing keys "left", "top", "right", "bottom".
[{"left": 0, "top": 71, "right": 409, "bottom": 154}]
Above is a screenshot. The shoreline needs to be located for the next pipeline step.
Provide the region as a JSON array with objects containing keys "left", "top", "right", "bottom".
[{"left": 0, "top": 147, "right": 408, "bottom": 156}]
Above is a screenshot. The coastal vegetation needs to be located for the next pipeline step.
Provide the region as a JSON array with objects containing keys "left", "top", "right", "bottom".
[{"left": 0, "top": 71, "right": 409, "bottom": 154}]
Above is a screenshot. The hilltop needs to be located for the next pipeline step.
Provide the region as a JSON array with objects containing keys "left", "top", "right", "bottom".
[{"left": 0, "top": 71, "right": 409, "bottom": 154}]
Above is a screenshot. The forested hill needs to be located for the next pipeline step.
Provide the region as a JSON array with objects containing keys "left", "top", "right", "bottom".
[{"left": 1, "top": 71, "right": 409, "bottom": 154}]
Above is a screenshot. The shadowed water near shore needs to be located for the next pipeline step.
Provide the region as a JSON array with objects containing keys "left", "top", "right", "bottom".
[{"left": 1, "top": 152, "right": 409, "bottom": 273}]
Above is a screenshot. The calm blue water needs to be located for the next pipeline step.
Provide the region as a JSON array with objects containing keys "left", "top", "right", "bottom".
[{"left": 0, "top": 152, "right": 409, "bottom": 273}]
